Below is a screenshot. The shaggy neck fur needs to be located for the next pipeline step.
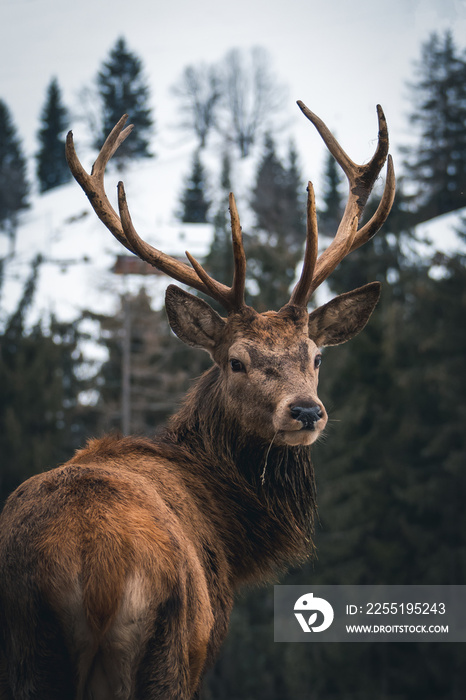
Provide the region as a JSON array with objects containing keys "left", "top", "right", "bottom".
[{"left": 160, "top": 365, "right": 317, "bottom": 583}]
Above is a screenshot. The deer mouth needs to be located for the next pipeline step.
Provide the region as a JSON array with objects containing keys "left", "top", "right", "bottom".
[{"left": 276, "top": 423, "right": 326, "bottom": 447}]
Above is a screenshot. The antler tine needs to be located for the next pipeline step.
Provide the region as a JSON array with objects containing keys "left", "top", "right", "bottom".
[
  {"left": 296, "top": 102, "right": 356, "bottom": 181},
  {"left": 349, "top": 154, "right": 396, "bottom": 252},
  {"left": 228, "top": 193, "right": 247, "bottom": 311},
  {"left": 288, "top": 182, "right": 319, "bottom": 307},
  {"left": 92, "top": 115, "right": 134, "bottom": 180},
  {"left": 310, "top": 154, "right": 396, "bottom": 294},
  {"left": 291, "top": 102, "right": 395, "bottom": 304},
  {"left": 116, "top": 182, "right": 209, "bottom": 293},
  {"left": 66, "top": 115, "right": 135, "bottom": 253},
  {"left": 66, "top": 117, "right": 204, "bottom": 290},
  {"left": 66, "top": 117, "right": 247, "bottom": 314},
  {"left": 184, "top": 193, "right": 246, "bottom": 312},
  {"left": 118, "top": 182, "right": 246, "bottom": 312}
]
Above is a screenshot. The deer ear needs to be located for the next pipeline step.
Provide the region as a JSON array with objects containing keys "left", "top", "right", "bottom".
[
  {"left": 165, "top": 285, "right": 226, "bottom": 351},
  {"left": 308, "top": 282, "right": 381, "bottom": 347}
]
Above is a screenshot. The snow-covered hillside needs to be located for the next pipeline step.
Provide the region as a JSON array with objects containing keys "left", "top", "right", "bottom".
[{"left": 0, "top": 140, "right": 221, "bottom": 326}]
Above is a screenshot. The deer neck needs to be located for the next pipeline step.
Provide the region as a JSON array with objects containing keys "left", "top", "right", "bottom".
[{"left": 163, "top": 365, "right": 317, "bottom": 583}]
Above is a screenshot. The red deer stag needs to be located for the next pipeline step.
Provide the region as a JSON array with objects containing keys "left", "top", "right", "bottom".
[{"left": 0, "top": 101, "right": 395, "bottom": 700}]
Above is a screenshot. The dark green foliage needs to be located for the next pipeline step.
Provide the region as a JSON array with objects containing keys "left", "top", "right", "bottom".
[
  {"left": 202, "top": 152, "right": 234, "bottom": 313},
  {"left": 179, "top": 149, "right": 211, "bottom": 223},
  {"left": 318, "top": 149, "right": 344, "bottom": 236},
  {"left": 202, "top": 213, "right": 466, "bottom": 700},
  {"left": 284, "top": 140, "right": 306, "bottom": 241},
  {"left": 303, "top": 243, "right": 466, "bottom": 697},
  {"left": 36, "top": 78, "right": 71, "bottom": 193},
  {"left": 95, "top": 37, "right": 154, "bottom": 166},
  {"left": 0, "top": 258, "right": 94, "bottom": 505},
  {"left": 403, "top": 30, "right": 466, "bottom": 223},
  {"left": 0, "top": 99, "right": 29, "bottom": 249},
  {"left": 246, "top": 134, "right": 305, "bottom": 310},
  {"left": 250, "top": 133, "right": 287, "bottom": 236},
  {"left": 88, "top": 289, "right": 209, "bottom": 436}
]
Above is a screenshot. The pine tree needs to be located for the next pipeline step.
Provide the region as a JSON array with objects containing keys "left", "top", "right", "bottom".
[
  {"left": 178, "top": 149, "right": 211, "bottom": 223},
  {"left": 250, "top": 133, "right": 287, "bottom": 235},
  {"left": 246, "top": 133, "right": 304, "bottom": 310},
  {"left": 203, "top": 152, "right": 234, "bottom": 294},
  {"left": 0, "top": 100, "right": 29, "bottom": 252},
  {"left": 95, "top": 36, "right": 154, "bottom": 166},
  {"left": 36, "top": 77, "right": 71, "bottom": 193},
  {"left": 283, "top": 139, "right": 306, "bottom": 248},
  {"left": 0, "top": 258, "right": 94, "bottom": 503},
  {"left": 403, "top": 30, "right": 466, "bottom": 223},
  {"left": 318, "top": 150, "right": 344, "bottom": 236}
]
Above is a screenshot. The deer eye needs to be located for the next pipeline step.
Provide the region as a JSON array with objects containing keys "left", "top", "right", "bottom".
[
  {"left": 230, "top": 359, "right": 245, "bottom": 373},
  {"left": 314, "top": 354, "right": 322, "bottom": 369}
]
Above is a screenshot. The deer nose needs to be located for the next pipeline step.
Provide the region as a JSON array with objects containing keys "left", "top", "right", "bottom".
[{"left": 290, "top": 402, "right": 323, "bottom": 430}]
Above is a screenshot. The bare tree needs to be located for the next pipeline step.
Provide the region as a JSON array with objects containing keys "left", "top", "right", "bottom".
[
  {"left": 218, "top": 47, "right": 286, "bottom": 157},
  {"left": 172, "top": 63, "right": 222, "bottom": 148}
]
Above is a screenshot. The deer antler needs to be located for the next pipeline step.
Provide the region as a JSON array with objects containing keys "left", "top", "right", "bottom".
[
  {"left": 65, "top": 115, "right": 246, "bottom": 313},
  {"left": 66, "top": 107, "right": 394, "bottom": 315},
  {"left": 289, "top": 102, "right": 396, "bottom": 307}
]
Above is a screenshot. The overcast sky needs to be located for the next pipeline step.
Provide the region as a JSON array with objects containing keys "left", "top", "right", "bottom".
[{"left": 1, "top": 0, "right": 466, "bottom": 175}]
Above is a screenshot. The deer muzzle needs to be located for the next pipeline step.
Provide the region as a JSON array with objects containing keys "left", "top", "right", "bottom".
[
  {"left": 272, "top": 397, "right": 327, "bottom": 446},
  {"left": 290, "top": 402, "right": 323, "bottom": 430}
]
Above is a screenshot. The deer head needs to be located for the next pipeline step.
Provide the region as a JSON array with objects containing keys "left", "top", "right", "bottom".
[{"left": 65, "top": 103, "right": 395, "bottom": 448}]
